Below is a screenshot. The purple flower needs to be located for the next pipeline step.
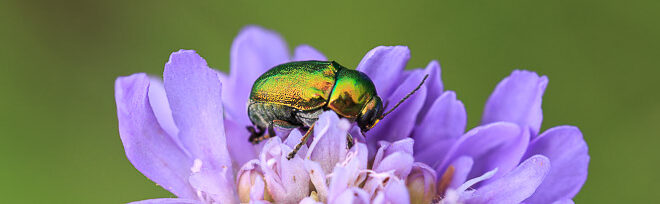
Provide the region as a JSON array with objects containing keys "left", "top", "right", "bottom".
[{"left": 115, "top": 25, "right": 589, "bottom": 204}]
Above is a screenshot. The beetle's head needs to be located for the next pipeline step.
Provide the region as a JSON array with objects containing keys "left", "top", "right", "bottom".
[
  {"left": 358, "top": 74, "right": 430, "bottom": 135},
  {"left": 357, "top": 96, "right": 383, "bottom": 133}
]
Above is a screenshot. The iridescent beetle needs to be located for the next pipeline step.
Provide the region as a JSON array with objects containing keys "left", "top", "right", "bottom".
[{"left": 246, "top": 61, "right": 427, "bottom": 159}]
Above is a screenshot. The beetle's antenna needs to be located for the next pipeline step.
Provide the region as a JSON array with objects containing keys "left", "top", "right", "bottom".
[{"left": 380, "top": 74, "right": 429, "bottom": 119}]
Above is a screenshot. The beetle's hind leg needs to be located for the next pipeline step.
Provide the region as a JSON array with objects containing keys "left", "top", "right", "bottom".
[{"left": 287, "top": 123, "right": 315, "bottom": 160}]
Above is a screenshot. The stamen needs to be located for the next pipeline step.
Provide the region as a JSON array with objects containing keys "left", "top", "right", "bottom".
[{"left": 437, "top": 165, "right": 455, "bottom": 196}]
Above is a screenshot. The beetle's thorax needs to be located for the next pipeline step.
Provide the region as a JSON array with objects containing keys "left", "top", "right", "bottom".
[{"left": 326, "top": 68, "right": 378, "bottom": 119}]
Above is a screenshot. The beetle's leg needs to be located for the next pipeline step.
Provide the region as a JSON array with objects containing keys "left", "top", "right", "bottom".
[
  {"left": 249, "top": 120, "right": 298, "bottom": 144},
  {"left": 287, "top": 123, "right": 315, "bottom": 160},
  {"left": 346, "top": 133, "right": 355, "bottom": 149},
  {"left": 248, "top": 126, "right": 269, "bottom": 144}
]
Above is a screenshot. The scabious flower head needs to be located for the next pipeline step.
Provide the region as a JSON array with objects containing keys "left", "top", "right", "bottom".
[{"left": 115, "top": 25, "right": 589, "bottom": 204}]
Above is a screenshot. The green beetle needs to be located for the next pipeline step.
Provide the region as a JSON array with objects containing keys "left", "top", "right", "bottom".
[{"left": 246, "top": 60, "right": 427, "bottom": 159}]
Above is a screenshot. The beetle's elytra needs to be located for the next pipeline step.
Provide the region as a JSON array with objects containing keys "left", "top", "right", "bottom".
[{"left": 246, "top": 60, "right": 427, "bottom": 159}]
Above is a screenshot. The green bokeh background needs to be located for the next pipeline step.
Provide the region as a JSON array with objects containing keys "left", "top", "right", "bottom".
[{"left": 1, "top": 0, "right": 658, "bottom": 203}]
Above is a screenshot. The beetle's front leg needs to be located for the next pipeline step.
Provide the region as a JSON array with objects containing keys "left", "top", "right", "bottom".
[{"left": 247, "top": 126, "right": 269, "bottom": 144}]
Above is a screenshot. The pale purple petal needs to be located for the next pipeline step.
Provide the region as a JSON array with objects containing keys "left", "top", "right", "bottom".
[
  {"left": 481, "top": 70, "right": 548, "bottom": 137},
  {"left": 362, "top": 172, "right": 399, "bottom": 199},
  {"left": 188, "top": 166, "right": 238, "bottom": 203},
  {"left": 372, "top": 192, "right": 385, "bottom": 204},
  {"left": 304, "top": 160, "right": 328, "bottom": 202},
  {"left": 376, "top": 138, "right": 414, "bottom": 159},
  {"left": 327, "top": 163, "right": 359, "bottom": 203},
  {"left": 439, "top": 122, "right": 529, "bottom": 186},
  {"left": 524, "top": 126, "right": 590, "bottom": 203},
  {"left": 349, "top": 126, "right": 367, "bottom": 144},
  {"left": 249, "top": 200, "right": 272, "bottom": 204},
  {"left": 259, "top": 138, "right": 310, "bottom": 203},
  {"left": 225, "top": 26, "right": 290, "bottom": 125},
  {"left": 250, "top": 174, "right": 267, "bottom": 202},
  {"left": 326, "top": 145, "right": 366, "bottom": 204},
  {"left": 466, "top": 155, "right": 551, "bottom": 204},
  {"left": 372, "top": 138, "right": 414, "bottom": 170},
  {"left": 416, "top": 60, "right": 444, "bottom": 121},
  {"left": 293, "top": 44, "right": 327, "bottom": 61},
  {"left": 413, "top": 91, "right": 466, "bottom": 166},
  {"left": 299, "top": 197, "right": 322, "bottom": 204},
  {"left": 163, "top": 50, "right": 232, "bottom": 172},
  {"left": 307, "top": 111, "right": 351, "bottom": 173},
  {"left": 383, "top": 178, "right": 410, "bottom": 204},
  {"left": 552, "top": 199, "right": 575, "bottom": 204},
  {"left": 367, "top": 70, "right": 427, "bottom": 154},
  {"left": 373, "top": 152, "right": 414, "bottom": 179},
  {"left": 129, "top": 198, "right": 201, "bottom": 204},
  {"left": 147, "top": 77, "right": 181, "bottom": 147},
  {"left": 447, "top": 156, "right": 474, "bottom": 189},
  {"left": 225, "top": 119, "right": 258, "bottom": 168},
  {"left": 115, "top": 74, "right": 195, "bottom": 198},
  {"left": 332, "top": 188, "right": 370, "bottom": 204},
  {"left": 283, "top": 129, "right": 308, "bottom": 156},
  {"left": 356, "top": 46, "right": 410, "bottom": 98}
]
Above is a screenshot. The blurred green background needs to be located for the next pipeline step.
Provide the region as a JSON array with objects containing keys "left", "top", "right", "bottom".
[{"left": 1, "top": 0, "right": 658, "bottom": 203}]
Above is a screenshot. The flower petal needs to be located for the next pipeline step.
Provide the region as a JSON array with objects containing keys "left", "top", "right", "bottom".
[
  {"left": 332, "top": 187, "right": 370, "bottom": 204},
  {"left": 147, "top": 77, "right": 180, "bottom": 146},
  {"left": 373, "top": 151, "right": 414, "bottom": 179},
  {"left": 447, "top": 156, "right": 474, "bottom": 190},
  {"left": 383, "top": 178, "right": 411, "bottom": 204},
  {"left": 293, "top": 44, "right": 327, "bottom": 61},
  {"left": 283, "top": 129, "right": 308, "bottom": 156},
  {"left": 225, "top": 26, "right": 290, "bottom": 125},
  {"left": 524, "top": 126, "right": 590, "bottom": 203},
  {"left": 481, "top": 70, "right": 548, "bottom": 137},
  {"left": 299, "top": 197, "right": 322, "bottom": 204},
  {"left": 370, "top": 140, "right": 417, "bottom": 184},
  {"left": 413, "top": 91, "right": 466, "bottom": 166},
  {"left": 372, "top": 138, "right": 414, "bottom": 170},
  {"left": 129, "top": 198, "right": 201, "bottom": 204},
  {"left": 367, "top": 70, "right": 427, "bottom": 155},
  {"left": 163, "top": 50, "right": 232, "bottom": 171},
  {"left": 306, "top": 111, "right": 351, "bottom": 173},
  {"left": 416, "top": 60, "right": 444, "bottom": 121},
  {"left": 327, "top": 163, "right": 358, "bottom": 203},
  {"left": 356, "top": 46, "right": 410, "bottom": 98},
  {"left": 115, "top": 74, "right": 195, "bottom": 198},
  {"left": 225, "top": 119, "right": 258, "bottom": 168},
  {"left": 188, "top": 166, "right": 238, "bottom": 204},
  {"left": 466, "top": 155, "right": 551, "bottom": 204},
  {"left": 304, "top": 160, "right": 328, "bottom": 202},
  {"left": 259, "top": 138, "right": 310, "bottom": 203},
  {"left": 375, "top": 138, "right": 414, "bottom": 160},
  {"left": 552, "top": 199, "right": 575, "bottom": 204},
  {"left": 439, "top": 122, "right": 529, "bottom": 186}
]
